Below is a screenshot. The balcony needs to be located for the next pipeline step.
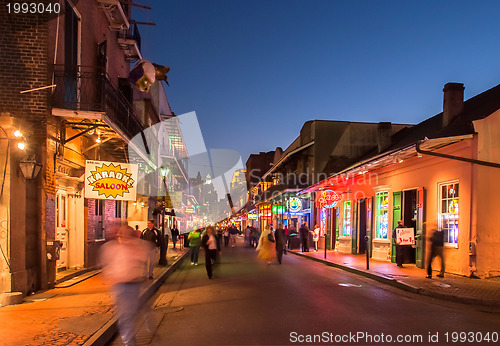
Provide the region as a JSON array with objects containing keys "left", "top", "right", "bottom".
[
  {"left": 51, "top": 65, "right": 144, "bottom": 140},
  {"left": 118, "top": 23, "right": 142, "bottom": 62},
  {"left": 97, "top": 0, "right": 129, "bottom": 31}
]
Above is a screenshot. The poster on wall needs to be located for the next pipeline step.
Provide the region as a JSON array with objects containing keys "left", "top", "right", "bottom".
[
  {"left": 85, "top": 160, "right": 138, "bottom": 201},
  {"left": 396, "top": 228, "right": 415, "bottom": 246}
]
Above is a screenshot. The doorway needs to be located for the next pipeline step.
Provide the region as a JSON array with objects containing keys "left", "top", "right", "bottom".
[
  {"left": 403, "top": 189, "right": 418, "bottom": 264},
  {"left": 56, "top": 191, "right": 69, "bottom": 270},
  {"left": 357, "top": 199, "right": 367, "bottom": 254}
]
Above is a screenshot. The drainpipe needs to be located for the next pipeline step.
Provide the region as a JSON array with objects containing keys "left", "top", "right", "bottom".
[{"left": 415, "top": 141, "right": 500, "bottom": 168}]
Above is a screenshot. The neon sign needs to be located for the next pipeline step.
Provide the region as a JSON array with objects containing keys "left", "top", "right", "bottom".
[
  {"left": 317, "top": 190, "right": 341, "bottom": 209},
  {"left": 287, "top": 197, "right": 302, "bottom": 212}
]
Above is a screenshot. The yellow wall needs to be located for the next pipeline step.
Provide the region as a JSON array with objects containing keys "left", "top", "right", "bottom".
[
  {"left": 325, "top": 140, "right": 475, "bottom": 276},
  {"left": 473, "top": 109, "right": 500, "bottom": 277}
]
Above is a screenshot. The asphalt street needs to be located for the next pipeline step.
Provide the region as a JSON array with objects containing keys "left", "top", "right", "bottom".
[{"left": 112, "top": 243, "right": 500, "bottom": 346}]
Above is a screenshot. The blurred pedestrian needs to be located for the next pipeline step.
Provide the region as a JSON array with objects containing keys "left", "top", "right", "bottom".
[
  {"left": 244, "top": 225, "right": 252, "bottom": 247},
  {"left": 141, "top": 220, "right": 160, "bottom": 279},
  {"left": 312, "top": 224, "right": 320, "bottom": 252},
  {"left": 393, "top": 220, "right": 407, "bottom": 268},
  {"left": 284, "top": 225, "right": 290, "bottom": 250},
  {"left": 251, "top": 226, "right": 261, "bottom": 248},
  {"left": 299, "top": 222, "right": 310, "bottom": 252},
  {"left": 257, "top": 225, "right": 276, "bottom": 265},
  {"left": 288, "top": 222, "right": 296, "bottom": 250},
  {"left": 426, "top": 226, "right": 445, "bottom": 278},
  {"left": 100, "top": 224, "right": 150, "bottom": 346},
  {"left": 201, "top": 225, "right": 221, "bottom": 279},
  {"left": 229, "top": 225, "right": 238, "bottom": 247},
  {"left": 275, "top": 223, "right": 286, "bottom": 264},
  {"left": 171, "top": 224, "right": 180, "bottom": 249},
  {"left": 188, "top": 228, "right": 202, "bottom": 265},
  {"left": 223, "top": 227, "right": 230, "bottom": 247}
]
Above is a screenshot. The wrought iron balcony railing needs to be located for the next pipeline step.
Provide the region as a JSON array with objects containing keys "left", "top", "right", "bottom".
[{"left": 52, "top": 65, "right": 144, "bottom": 139}]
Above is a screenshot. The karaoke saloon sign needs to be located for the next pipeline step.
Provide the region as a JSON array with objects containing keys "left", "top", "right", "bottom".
[{"left": 85, "top": 160, "right": 138, "bottom": 201}]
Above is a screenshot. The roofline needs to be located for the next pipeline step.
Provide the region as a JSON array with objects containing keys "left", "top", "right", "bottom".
[
  {"left": 262, "top": 141, "right": 314, "bottom": 180},
  {"left": 300, "top": 134, "right": 474, "bottom": 193}
]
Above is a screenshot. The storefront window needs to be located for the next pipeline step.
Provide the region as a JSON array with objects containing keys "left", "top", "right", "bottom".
[
  {"left": 439, "top": 182, "right": 459, "bottom": 244},
  {"left": 342, "top": 200, "right": 351, "bottom": 237},
  {"left": 375, "top": 192, "right": 389, "bottom": 239}
]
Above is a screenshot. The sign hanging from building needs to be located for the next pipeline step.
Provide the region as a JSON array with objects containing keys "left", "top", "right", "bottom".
[
  {"left": 287, "top": 197, "right": 302, "bottom": 213},
  {"left": 85, "top": 160, "right": 138, "bottom": 201},
  {"left": 317, "top": 190, "right": 341, "bottom": 209}
]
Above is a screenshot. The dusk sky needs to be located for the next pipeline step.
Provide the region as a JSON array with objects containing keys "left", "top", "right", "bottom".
[{"left": 135, "top": 1, "right": 500, "bottom": 162}]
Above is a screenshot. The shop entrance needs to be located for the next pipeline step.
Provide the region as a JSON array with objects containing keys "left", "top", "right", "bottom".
[
  {"left": 324, "top": 208, "right": 336, "bottom": 250},
  {"left": 392, "top": 189, "right": 424, "bottom": 266},
  {"left": 56, "top": 191, "right": 68, "bottom": 270},
  {"left": 357, "top": 199, "right": 367, "bottom": 254},
  {"left": 403, "top": 189, "right": 417, "bottom": 264}
]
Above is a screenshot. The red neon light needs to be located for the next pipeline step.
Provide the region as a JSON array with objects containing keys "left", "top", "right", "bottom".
[{"left": 317, "top": 190, "right": 341, "bottom": 209}]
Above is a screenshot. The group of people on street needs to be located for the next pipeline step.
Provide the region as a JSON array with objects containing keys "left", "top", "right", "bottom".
[
  {"left": 298, "top": 222, "right": 320, "bottom": 252},
  {"left": 100, "top": 219, "right": 181, "bottom": 346},
  {"left": 188, "top": 226, "right": 222, "bottom": 279},
  {"left": 243, "top": 225, "right": 262, "bottom": 248},
  {"left": 255, "top": 223, "right": 287, "bottom": 264},
  {"left": 392, "top": 220, "right": 445, "bottom": 278}
]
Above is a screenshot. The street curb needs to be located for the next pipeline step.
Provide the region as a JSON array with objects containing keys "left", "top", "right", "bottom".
[
  {"left": 83, "top": 250, "right": 190, "bottom": 346},
  {"left": 289, "top": 251, "right": 499, "bottom": 307},
  {"left": 55, "top": 266, "right": 100, "bottom": 285},
  {"left": 55, "top": 269, "right": 101, "bottom": 288},
  {"left": 290, "top": 251, "right": 420, "bottom": 295}
]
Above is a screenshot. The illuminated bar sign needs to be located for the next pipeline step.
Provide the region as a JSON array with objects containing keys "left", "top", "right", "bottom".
[
  {"left": 248, "top": 213, "right": 258, "bottom": 219},
  {"left": 287, "top": 197, "right": 302, "bottom": 212},
  {"left": 85, "top": 160, "right": 138, "bottom": 201},
  {"left": 317, "top": 190, "right": 341, "bottom": 209}
]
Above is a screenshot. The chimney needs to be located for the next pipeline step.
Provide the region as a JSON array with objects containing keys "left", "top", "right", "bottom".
[
  {"left": 377, "top": 122, "right": 392, "bottom": 153},
  {"left": 443, "top": 82, "right": 464, "bottom": 127}
]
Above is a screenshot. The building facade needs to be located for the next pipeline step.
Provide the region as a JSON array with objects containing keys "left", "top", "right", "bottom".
[
  {"left": 0, "top": 0, "right": 164, "bottom": 297},
  {"left": 307, "top": 83, "right": 500, "bottom": 278}
]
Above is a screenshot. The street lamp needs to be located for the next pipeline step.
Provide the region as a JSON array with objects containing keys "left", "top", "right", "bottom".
[
  {"left": 19, "top": 157, "right": 43, "bottom": 180},
  {"left": 159, "top": 166, "right": 170, "bottom": 266}
]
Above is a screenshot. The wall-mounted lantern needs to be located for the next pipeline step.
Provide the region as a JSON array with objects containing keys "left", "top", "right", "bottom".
[{"left": 19, "top": 157, "right": 43, "bottom": 180}]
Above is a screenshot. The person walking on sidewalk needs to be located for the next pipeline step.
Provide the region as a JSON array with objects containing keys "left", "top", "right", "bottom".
[
  {"left": 100, "top": 224, "right": 150, "bottom": 346},
  {"left": 171, "top": 224, "right": 180, "bottom": 249},
  {"left": 426, "top": 226, "right": 445, "bottom": 279},
  {"left": 257, "top": 225, "right": 276, "bottom": 265},
  {"left": 299, "top": 222, "right": 310, "bottom": 252},
  {"left": 188, "top": 228, "right": 202, "bottom": 265},
  {"left": 392, "top": 220, "right": 407, "bottom": 268},
  {"left": 229, "top": 225, "right": 238, "bottom": 247},
  {"left": 223, "top": 227, "right": 230, "bottom": 247},
  {"left": 251, "top": 226, "right": 261, "bottom": 248},
  {"left": 141, "top": 220, "right": 160, "bottom": 279},
  {"left": 201, "top": 225, "right": 221, "bottom": 279},
  {"left": 284, "top": 225, "right": 290, "bottom": 249},
  {"left": 312, "top": 224, "right": 320, "bottom": 252},
  {"left": 244, "top": 225, "right": 252, "bottom": 247},
  {"left": 275, "top": 223, "right": 286, "bottom": 264}
]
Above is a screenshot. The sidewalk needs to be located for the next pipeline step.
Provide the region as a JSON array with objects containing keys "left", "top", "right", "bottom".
[
  {"left": 290, "top": 249, "right": 500, "bottom": 307},
  {"left": 0, "top": 245, "right": 189, "bottom": 346}
]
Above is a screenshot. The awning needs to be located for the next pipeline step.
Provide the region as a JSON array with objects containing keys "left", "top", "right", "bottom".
[
  {"left": 300, "top": 134, "right": 474, "bottom": 193},
  {"left": 262, "top": 140, "right": 314, "bottom": 180}
]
